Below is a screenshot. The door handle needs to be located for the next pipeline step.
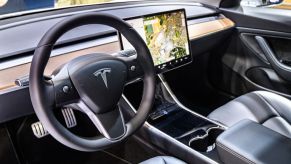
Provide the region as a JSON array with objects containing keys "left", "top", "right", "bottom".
[{"left": 255, "top": 36, "right": 291, "bottom": 82}]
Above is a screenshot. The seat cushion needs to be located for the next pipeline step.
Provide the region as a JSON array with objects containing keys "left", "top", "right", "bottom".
[
  {"left": 140, "top": 156, "right": 186, "bottom": 164},
  {"left": 208, "top": 91, "right": 291, "bottom": 138}
]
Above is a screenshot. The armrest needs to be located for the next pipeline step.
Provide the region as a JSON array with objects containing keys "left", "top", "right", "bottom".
[{"left": 216, "top": 120, "right": 291, "bottom": 164}]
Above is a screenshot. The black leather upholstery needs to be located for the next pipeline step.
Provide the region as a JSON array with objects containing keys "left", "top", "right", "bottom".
[
  {"left": 140, "top": 156, "right": 186, "bottom": 164},
  {"left": 216, "top": 120, "right": 291, "bottom": 164},
  {"left": 208, "top": 91, "right": 291, "bottom": 138}
]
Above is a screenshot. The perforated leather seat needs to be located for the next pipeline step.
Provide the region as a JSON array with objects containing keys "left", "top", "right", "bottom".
[
  {"left": 208, "top": 91, "right": 291, "bottom": 138},
  {"left": 140, "top": 156, "right": 186, "bottom": 164}
]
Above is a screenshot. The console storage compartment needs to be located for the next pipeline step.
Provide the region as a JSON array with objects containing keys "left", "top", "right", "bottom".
[{"left": 216, "top": 120, "right": 291, "bottom": 164}]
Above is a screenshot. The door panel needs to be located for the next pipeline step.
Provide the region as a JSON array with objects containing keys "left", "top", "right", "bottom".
[{"left": 210, "top": 4, "right": 291, "bottom": 98}]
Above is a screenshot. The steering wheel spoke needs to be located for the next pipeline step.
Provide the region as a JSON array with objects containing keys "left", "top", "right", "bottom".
[
  {"left": 76, "top": 101, "right": 126, "bottom": 140},
  {"left": 117, "top": 55, "right": 144, "bottom": 83},
  {"left": 51, "top": 64, "right": 79, "bottom": 107},
  {"left": 40, "top": 79, "right": 56, "bottom": 107}
]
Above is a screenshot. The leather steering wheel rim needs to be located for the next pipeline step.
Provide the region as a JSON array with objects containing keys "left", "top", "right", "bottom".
[{"left": 29, "top": 13, "right": 155, "bottom": 151}]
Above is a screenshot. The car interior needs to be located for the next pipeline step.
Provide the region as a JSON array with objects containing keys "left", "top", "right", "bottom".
[{"left": 1, "top": 0, "right": 291, "bottom": 163}]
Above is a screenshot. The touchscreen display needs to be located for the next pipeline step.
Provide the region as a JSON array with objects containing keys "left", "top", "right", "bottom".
[{"left": 119, "top": 9, "right": 192, "bottom": 73}]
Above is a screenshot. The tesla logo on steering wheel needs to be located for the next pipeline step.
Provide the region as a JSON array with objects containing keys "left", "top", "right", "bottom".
[{"left": 93, "top": 68, "right": 111, "bottom": 88}]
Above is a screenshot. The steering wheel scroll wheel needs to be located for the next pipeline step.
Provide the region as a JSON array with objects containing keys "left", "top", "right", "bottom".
[{"left": 29, "top": 13, "right": 156, "bottom": 151}]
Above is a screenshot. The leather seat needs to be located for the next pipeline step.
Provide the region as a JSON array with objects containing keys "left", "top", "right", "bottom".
[
  {"left": 208, "top": 91, "right": 291, "bottom": 138},
  {"left": 140, "top": 156, "right": 186, "bottom": 164}
]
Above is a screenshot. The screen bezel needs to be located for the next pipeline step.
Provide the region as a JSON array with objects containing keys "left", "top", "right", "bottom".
[{"left": 118, "top": 9, "right": 193, "bottom": 74}]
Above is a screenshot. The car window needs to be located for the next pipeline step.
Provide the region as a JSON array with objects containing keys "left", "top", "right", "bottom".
[
  {"left": 0, "top": 0, "right": 136, "bottom": 16},
  {"left": 240, "top": 0, "right": 284, "bottom": 7}
]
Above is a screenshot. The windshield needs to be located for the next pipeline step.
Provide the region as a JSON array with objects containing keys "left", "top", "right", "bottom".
[{"left": 0, "top": 0, "right": 134, "bottom": 16}]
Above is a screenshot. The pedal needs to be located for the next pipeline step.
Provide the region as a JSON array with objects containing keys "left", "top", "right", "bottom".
[
  {"left": 31, "top": 122, "right": 49, "bottom": 138},
  {"left": 32, "top": 108, "right": 77, "bottom": 138},
  {"left": 61, "top": 107, "right": 77, "bottom": 128}
]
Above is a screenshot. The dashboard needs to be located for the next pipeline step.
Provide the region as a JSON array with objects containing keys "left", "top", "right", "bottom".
[{"left": 0, "top": 1, "right": 235, "bottom": 124}]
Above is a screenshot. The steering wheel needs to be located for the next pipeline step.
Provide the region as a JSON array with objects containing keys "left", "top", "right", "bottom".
[{"left": 29, "top": 13, "right": 156, "bottom": 151}]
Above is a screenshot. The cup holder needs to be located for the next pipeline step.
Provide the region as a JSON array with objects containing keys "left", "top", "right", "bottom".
[{"left": 188, "top": 127, "right": 224, "bottom": 152}]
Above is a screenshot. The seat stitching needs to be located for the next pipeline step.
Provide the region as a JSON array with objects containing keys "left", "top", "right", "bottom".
[{"left": 217, "top": 142, "right": 255, "bottom": 164}]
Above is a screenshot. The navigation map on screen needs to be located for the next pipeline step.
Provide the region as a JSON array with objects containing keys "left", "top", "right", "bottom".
[{"left": 120, "top": 9, "right": 192, "bottom": 72}]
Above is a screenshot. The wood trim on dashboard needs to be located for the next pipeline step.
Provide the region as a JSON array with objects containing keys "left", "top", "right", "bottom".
[
  {"left": 270, "top": 2, "right": 291, "bottom": 10},
  {"left": 0, "top": 42, "right": 119, "bottom": 91},
  {"left": 0, "top": 17, "right": 234, "bottom": 92},
  {"left": 188, "top": 18, "right": 235, "bottom": 39}
]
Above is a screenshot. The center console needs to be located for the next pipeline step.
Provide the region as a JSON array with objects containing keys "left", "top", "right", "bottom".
[
  {"left": 122, "top": 75, "right": 225, "bottom": 163},
  {"left": 149, "top": 76, "right": 225, "bottom": 154}
]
